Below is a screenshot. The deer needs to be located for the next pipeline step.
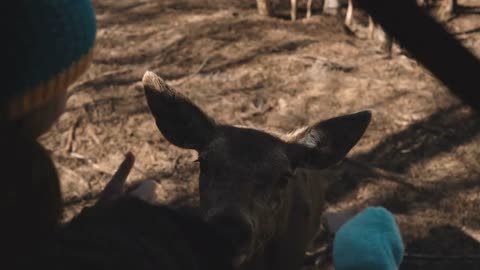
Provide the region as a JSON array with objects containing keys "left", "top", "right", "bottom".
[
  {"left": 142, "top": 70, "right": 371, "bottom": 270},
  {"left": 16, "top": 153, "right": 236, "bottom": 270}
]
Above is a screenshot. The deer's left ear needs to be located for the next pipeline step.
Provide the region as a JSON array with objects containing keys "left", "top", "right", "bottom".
[
  {"left": 287, "top": 111, "right": 371, "bottom": 169},
  {"left": 143, "top": 71, "right": 217, "bottom": 151}
]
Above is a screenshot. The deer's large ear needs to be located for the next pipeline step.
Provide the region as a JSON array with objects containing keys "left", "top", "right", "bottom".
[
  {"left": 143, "top": 71, "right": 216, "bottom": 150},
  {"left": 287, "top": 111, "right": 371, "bottom": 169}
]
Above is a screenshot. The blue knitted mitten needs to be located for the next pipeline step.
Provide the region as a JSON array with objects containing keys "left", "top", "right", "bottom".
[{"left": 333, "top": 207, "right": 404, "bottom": 270}]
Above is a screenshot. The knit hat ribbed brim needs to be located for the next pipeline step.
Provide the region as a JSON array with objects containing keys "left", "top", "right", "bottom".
[{"left": 3, "top": 0, "right": 96, "bottom": 122}]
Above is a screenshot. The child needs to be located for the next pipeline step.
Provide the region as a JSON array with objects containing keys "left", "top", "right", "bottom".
[{"left": 2, "top": 0, "right": 96, "bottom": 266}]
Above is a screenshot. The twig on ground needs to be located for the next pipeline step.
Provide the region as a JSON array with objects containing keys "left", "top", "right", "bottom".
[
  {"left": 404, "top": 253, "right": 480, "bottom": 261},
  {"left": 132, "top": 165, "right": 162, "bottom": 183},
  {"left": 65, "top": 117, "right": 82, "bottom": 153},
  {"left": 85, "top": 125, "right": 101, "bottom": 145},
  {"left": 57, "top": 164, "right": 86, "bottom": 184},
  {"left": 69, "top": 152, "right": 114, "bottom": 176},
  {"left": 68, "top": 151, "right": 166, "bottom": 182},
  {"left": 171, "top": 55, "right": 212, "bottom": 86},
  {"left": 68, "top": 68, "right": 132, "bottom": 97},
  {"left": 343, "top": 158, "right": 424, "bottom": 191}
]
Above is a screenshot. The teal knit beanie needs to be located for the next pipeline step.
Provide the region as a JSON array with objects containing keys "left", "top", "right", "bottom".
[
  {"left": 333, "top": 207, "right": 405, "bottom": 270},
  {"left": 3, "top": 0, "right": 96, "bottom": 122}
]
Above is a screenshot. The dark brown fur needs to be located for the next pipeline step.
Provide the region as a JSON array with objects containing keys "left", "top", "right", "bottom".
[
  {"left": 37, "top": 197, "right": 235, "bottom": 270},
  {"left": 143, "top": 71, "right": 371, "bottom": 270}
]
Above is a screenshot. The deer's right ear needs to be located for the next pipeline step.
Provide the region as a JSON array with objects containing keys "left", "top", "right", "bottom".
[{"left": 142, "top": 71, "right": 216, "bottom": 150}]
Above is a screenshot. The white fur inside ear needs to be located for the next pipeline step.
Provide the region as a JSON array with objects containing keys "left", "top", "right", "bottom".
[
  {"left": 129, "top": 180, "right": 158, "bottom": 204},
  {"left": 303, "top": 129, "right": 320, "bottom": 148}
]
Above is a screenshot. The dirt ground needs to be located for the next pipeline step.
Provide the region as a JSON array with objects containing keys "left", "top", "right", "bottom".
[{"left": 40, "top": 0, "right": 480, "bottom": 269}]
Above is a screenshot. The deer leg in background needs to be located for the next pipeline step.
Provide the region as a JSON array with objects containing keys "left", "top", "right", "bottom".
[
  {"left": 306, "top": 0, "right": 313, "bottom": 18},
  {"left": 440, "top": 0, "right": 457, "bottom": 20},
  {"left": 380, "top": 30, "right": 394, "bottom": 58},
  {"left": 345, "top": 0, "right": 354, "bottom": 27},
  {"left": 256, "top": 0, "right": 273, "bottom": 17},
  {"left": 368, "top": 16, "right": 393, "bottom": 57},
  {"left": 291, "top": 0, "right": 298, "bottom": 21},
  {"left": 368, "top": 15, "right": 375, "bottom": 39}
]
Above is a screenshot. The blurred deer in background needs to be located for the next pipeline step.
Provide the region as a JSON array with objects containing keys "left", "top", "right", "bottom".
[{"left": 256, "top": 0, "right": 321, "bottom": 21}]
